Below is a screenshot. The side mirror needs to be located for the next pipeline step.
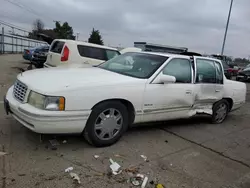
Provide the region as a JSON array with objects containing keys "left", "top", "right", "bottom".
[{"left": 160, "top": 74, "right": 176, "bottom": 84}]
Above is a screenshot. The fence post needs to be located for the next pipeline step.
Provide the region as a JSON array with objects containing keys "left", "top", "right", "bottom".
[
  {"left": 2, "top": 27, "right": 4, "bottom": 54},
  {"left": 0, "top": 27, "right": 2, "bottom": 54},
  {"left": 12, "top": 27, "right": 14, "bottom": 53},
  {"left": 16, "top": 37, "right": 17, "bottom": 53}
]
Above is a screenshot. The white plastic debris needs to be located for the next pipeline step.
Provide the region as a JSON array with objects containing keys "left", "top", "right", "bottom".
[
  {"left": 62, "top": 140, "right": 67, "bottom": 144},
  {"left": 65, "top": 167, "right": 73, "bottom": 173},
  {"left": 94, "top": 155, "right": 100, "bottom": 159},
  {"left": 109, "top": 158, "right": 122, "bottom": 175},
  {"left": 140, "top": 155, "right": 148, "bottom": 161},
  {"left": 136, "top": 174, "right": 145, "bottom": 179},
  {"left": 0, "top": 152, "right": 6, "bottom": 156},
  {"left": 141, "top": 176, "right": 148, "bottom": 188},
  {"left": 70, "top": 172, "right": 81, "bottom": 184}
]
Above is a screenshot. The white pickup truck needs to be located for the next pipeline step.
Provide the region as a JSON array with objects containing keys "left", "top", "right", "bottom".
[{"left": 4, "top": 52, "right": 246, "bottom": 147}]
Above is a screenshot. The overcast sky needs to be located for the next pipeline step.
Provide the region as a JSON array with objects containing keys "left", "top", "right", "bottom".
[{"left": 1, "top": 0, "right": 249, "bottom": 57}]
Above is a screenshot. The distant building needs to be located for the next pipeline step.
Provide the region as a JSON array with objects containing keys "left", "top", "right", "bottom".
[{"left": 134, "top": 42, "right": 188, "bottom": 54}]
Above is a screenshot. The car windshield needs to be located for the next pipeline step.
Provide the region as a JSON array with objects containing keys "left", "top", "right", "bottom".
[{"left": 98, "top": 52, "right": 168, "bottom": 78}]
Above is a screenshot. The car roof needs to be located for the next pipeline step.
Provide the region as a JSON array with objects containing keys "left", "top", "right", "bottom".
[
  {"left": 137, "top": 51, "right": 220, "bottom": 62},
  {"left": 54, "top": 39, "right": 118, "bottom": 51}
]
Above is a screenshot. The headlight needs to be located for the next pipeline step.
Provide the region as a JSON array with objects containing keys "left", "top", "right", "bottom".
[{"left": 28, "top": 91, "right": 65, "bottom": 111}]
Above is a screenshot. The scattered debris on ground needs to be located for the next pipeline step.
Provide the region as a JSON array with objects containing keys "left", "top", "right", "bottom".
[
  {"left": 65, "top": 167, "right": 74, "bottom": 173},
  {"left": 62, "top": 140, "right": 67, "bottom": 144},
  {"left": 17, "top": 173, "right": 26, "bottom": 177},
  {"left": 130, "top": 174, "right": 144, "bottom": 186},
  {"left": 140, "top": 155, "right": 149, "bottom": 162},
  {"left": 94, "top": 155, "right": 100, "bottom": 159},
  {"left": 141, "top": 176, "right": 148, "bottom": 188},
  {"left": 48, "top": 139, "right": 60, "bottom": 150},
  {"left": 130, "top": 174, "right": 149, "bottom": 187},
  {"left": 156, "top": 183, "right": 165, "bottom": 188},
  {"left": 69, "top": 172, "right": 81, "bottom": 184},
  {"left": 0, "top": 151, "right": 7, "bottom": 156},
  {"left": 125, "top": 166, "right": 140, "bottom": 174},
  {"left": 109, "top": 158, "right": 122, "bottom": 175},
  {"left": 44, "top": 175, "right": 57, "bottom": 181}
]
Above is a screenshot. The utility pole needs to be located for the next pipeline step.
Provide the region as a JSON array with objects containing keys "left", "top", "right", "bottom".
[{"left": 221, "top": 0, "right": 233, "bottom": 56}]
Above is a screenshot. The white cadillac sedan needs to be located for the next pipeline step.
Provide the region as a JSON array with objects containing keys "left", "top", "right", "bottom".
[{"left": 4, "top": 52, "right": 246, "bottom": 147}]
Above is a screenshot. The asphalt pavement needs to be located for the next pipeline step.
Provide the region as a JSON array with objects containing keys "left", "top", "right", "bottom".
[{"left": 0, "top": 55, "right": 250, "bottom": 188}]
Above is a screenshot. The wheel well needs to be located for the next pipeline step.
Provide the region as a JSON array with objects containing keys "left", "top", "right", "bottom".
[
  {"left": 91, "top": 99, "right": 136, "bottom": 125},
  {"left": 223, "top": 98, "right": 233, "bottom": 111}
]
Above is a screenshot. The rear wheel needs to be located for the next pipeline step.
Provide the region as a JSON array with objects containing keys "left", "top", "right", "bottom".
[
  {"left": 211, "top": 99, "right": 229, "bottom": 124},
  {"left": 84, "top": 101, "right": 129, "bottom": 147}
]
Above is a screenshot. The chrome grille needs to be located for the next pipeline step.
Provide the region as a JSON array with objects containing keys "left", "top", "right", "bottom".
[{"left": 13, "top": 80, "right": 28, "bottom": 102}]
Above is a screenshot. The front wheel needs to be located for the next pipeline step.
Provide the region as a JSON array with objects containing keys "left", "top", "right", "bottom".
[
  {"left": 211, "top": 99, "right": 229, "bottom": 124},
  {"left": 83, "top": 101, "right": 129, "bottom": 147}
]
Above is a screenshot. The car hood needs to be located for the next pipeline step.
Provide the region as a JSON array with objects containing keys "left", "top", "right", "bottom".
[{"left": 17, "top": 67, "right": 144, "bottom": 94}]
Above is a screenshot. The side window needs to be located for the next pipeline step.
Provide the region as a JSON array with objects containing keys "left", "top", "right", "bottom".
[
  {"left": 214, "top": 61, "right": 223, "bottom": 84},
  {"left": 196, "top": 59, "right": 216, "bottom": 83},
  {"left": 162, "top": 58, "right": 192, "bottom": 83},
  {"left": 77, "top": 45, "right": 106, "bottom": 60}
]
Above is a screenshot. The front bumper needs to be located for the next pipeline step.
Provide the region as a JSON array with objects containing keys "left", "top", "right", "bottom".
[{"left": 4, "top": 86, "right": 91, "bottom": 134}]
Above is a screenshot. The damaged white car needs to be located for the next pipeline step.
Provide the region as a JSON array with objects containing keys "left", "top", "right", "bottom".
[{"left": 4, "top": 52, "right": 246, "bottom": 147}]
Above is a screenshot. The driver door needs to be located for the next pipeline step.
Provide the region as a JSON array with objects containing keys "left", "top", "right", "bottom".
[{"left": 142, "top": 58, "right": 196, "bottom": 122}]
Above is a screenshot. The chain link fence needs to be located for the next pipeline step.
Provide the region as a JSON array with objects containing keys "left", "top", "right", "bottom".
[{"left": 0, "top": 23, "right": 48, "bottom": 54}]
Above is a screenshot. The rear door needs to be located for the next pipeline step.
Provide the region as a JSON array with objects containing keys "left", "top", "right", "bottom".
[
  {"left": 193, "top": 57, "right": 220, "bottom": 108},
  {"left": 46, "top": 40, "right": 65, "bottom": 67}
]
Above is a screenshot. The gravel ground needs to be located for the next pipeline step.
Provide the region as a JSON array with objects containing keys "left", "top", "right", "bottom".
[{"left": 0, "top": 54, "right": 250, "bottom": 188}]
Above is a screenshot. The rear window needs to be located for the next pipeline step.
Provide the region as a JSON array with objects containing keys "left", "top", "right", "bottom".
[
  {"left": 50, "top": 41, "right": 65, "bottom": 53},
  {"left": 77, "top": 45, "right": 120, "bottom": 61}
]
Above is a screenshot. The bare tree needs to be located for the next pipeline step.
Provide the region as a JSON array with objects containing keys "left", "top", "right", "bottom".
[
  {"left": 29, "top": 19, "right": 45, "bottom": 39},
  {"left": 33, "top": 19, "right": 44, "bottom": 32}
]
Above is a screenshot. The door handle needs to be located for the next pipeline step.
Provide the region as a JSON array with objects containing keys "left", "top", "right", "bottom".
[
  {"left": 215, "top": 90, "right": 220, "bottom": 92},
  {"left": 186, "top": 90, "right": 192, "bottom": 94}
]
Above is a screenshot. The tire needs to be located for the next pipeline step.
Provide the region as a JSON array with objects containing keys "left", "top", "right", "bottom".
[
  {"left": 83, "top": 101, "right": 129, "bottom": 147},
  {"left": 211, "top": 99, "right": 229, "bottom": 124}
]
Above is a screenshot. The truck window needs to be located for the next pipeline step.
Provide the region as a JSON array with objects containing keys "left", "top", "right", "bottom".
[
  {"left": 162, "top": 58, "right": 192, "bottom": 83},
  {"left": 196, "top": 59, "right": 216, "bottom": 84}
]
